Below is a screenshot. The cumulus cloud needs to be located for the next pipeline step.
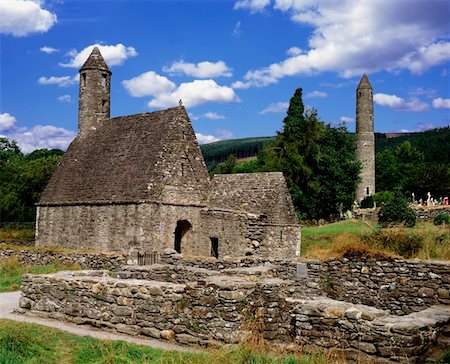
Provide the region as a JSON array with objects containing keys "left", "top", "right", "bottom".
[
  {"left": 432, "top": 98, "right": 450, "bottom": 109},
  {"left": 121, "top": 71, "right": 175, "bottom": 97},
  {"left": 5, "top": 125, "right": 75, "bottom": 153},
  {"left": 203, "top": 112, "right": 225, "bottom": 120},
  {"left": 0, "top": 113, "right": 17, "bottom": 132},
  {"left": 40, "top": 46, "right": 58, "bottom": 54},
  {"left": 60, "top": 43, "right": 137, "bottom": 68},
  {"left": 340, "top": 116, "right": 354, "bottom": 123},
  {"left": 259, "top": 101, "right": 288, "bottom": 114},
  {"left": 0, "top": 0, "right": 57, "bottom": 36},
  {"left": 148, "top": 79, "right": 240, "bottom": 108},
  {"left": 57, "top": 95, "right": 72, "bottom": 103},
  {"left": 305, "top": 91, "right": 327, "bottom": 98},
  {"left": 232, "top": 20, "right": 242, "bottom": 38},
  {"left": 195, "top": 133, "right": 220, "bottom": 144},
  {"left": 216, "top": 129, "right": 234, "bottom": 139},
  {"left": 38, "top": 75, "right": 78, "bottom": 87},
  {"left": 233, "top": 0, "right": 450, "bottom": 87},
  {"left": 163, "top": 60, "right": 232, "bottom": 78},
  {"left": 234, "top": 0, "right": 270, "bottom": 12},
  {"left": 286, "top": 47, "right": 302, "bottom": 56},
  {"left": 374, "top": 93, "right": 429, "bottom": 112}
]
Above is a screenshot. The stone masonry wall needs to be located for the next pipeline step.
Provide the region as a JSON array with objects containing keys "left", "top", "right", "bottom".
[
  {"left": 0, "top": 246, "right": 127, "bottom": 271},
  {"left": 20, "top": 267, "right": 450, "bottom": 363}
]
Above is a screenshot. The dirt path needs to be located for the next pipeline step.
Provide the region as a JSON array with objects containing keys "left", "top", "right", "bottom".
[{"left": 0, "top": 291, "right": 195, "bottom": 353}]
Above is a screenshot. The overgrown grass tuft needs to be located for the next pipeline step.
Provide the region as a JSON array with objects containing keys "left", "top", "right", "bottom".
[
  {"left": 0, "top": 256, "right": 80, "bottom": 292},
  {"left": 0, "top": 319, "right": 332, "bottom": 364},
  {"left": 0, "top": 228, "right": 35, "bottom": 244},
  {"left": 302, "top": 220, "right": 450, "bottom": 260}
]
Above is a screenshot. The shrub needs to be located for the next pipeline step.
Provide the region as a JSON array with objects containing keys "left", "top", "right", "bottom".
[
  {"left": 378, "top": 192, "right": 416, "bottom": 227},
  {"left": 434, "top": 212, "right": 450, "bottom": 226},
  {"left": 360, "top": 195, "right": 374, "bottom": 208},
  {"left": 372, "top": 191, "right": 394, "bottom": 205},
  {"left": 364, "top": 229, "right": 423, "bottom": 258}
]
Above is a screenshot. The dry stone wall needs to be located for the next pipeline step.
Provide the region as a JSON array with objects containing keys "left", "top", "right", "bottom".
[{"left": 20, "top": 264, "right": 450, "bottom": 363}]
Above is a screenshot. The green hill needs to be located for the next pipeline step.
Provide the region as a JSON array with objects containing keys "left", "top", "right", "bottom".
[{"left": 201, "top": 127, "right": 450, "bottom": 168}]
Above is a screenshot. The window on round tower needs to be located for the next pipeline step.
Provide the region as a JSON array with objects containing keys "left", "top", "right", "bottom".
[
  {"left": 82, "top": 73, "right": 86, "bottom": 87},
  {"left": 101, "top": 74, "right": 107, "bottom": 87}
]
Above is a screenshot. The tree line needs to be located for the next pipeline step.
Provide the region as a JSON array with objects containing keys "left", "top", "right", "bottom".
[{"left": 0, "top": 138, "right": 63, "bottom": 222}]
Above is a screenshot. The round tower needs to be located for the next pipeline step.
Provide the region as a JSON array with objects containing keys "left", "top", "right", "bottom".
[
  {"left": 78, "top": 47, "right": 111, "bottom": 137},
  {"left": 355, "top": 73, "right": 375, "bottom": 203}
]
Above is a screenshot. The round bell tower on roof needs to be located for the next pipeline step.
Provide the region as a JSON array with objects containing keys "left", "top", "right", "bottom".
[{"left": 78, "top": 47, "right": 111, "bottom": 138}]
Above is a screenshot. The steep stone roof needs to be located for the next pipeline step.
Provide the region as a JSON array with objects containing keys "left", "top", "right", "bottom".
[
  {"left": 39, "top": 106, "right": 210, "bottom": 205},
  {"left": 209, "top": 172, "right": 298, "bottom": 224},
  {"left": 357, "top": 73, "right": 372, "bottom": 89},
  {"left": 80, "top": 47, "right": 111, "bottom": 74}
]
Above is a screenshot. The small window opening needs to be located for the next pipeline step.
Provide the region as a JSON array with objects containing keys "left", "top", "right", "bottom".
[
  {"left": 366, "top": 186, "right": 370, "bottom": 196},
  {"left": 358, "top": 91, "right": 361, "bottom": 97},
  {"left": 210, "top": 237, "right": 219, "bottom": 258},
  {"left": 101, "top": 73, "right": 106, "bottom": 87},
  {"left": 82, "top": 73, "right": 86, "bottom": 87},
  {"left": 102, "top": 99, "right": 107, "bottom": 113},
  {"left": 181, "top": 162, "right": 185, "bottom": 177}
]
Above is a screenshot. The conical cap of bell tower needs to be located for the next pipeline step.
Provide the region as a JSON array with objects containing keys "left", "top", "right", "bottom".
[
  {"left": 80, "top": 47, "right": 111, "bottom": 74},
  {"left": 357, "top": 73, "right": 372, "bottom": 90}
]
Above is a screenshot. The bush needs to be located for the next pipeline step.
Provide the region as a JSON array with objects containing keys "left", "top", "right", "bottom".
[
  {"left": 372, "top": 191, "right": 394, "bottom": 205},
  {"left": 378, "top": 192, "right": 416, "bottom": 227},
  {"left": 434, "top": 212, "right": 450, "bottom": 226},
  {"left": 364, "top": 229, "right": 423, "bottom": 258},
  {"left": 360, "top": 195, "right": 374, "bottom": 208}
]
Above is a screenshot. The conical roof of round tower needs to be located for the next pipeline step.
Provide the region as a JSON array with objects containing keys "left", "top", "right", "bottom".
[
  {"left": 357, "top": 73, "right": 372, "bottom": 89},
  {"left": 79, "top": 47, "right": 111, "bottom": 74}
]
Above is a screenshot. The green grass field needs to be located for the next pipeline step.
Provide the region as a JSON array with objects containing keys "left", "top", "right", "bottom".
[{"left": 0, "top": 319, "right": 331, "bottom": 364}]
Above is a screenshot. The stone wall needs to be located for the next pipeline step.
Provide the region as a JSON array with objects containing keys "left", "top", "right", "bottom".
[
  {"left": 20, "top": 266, "right": 450, "bottom": 363},
  {"left": 413, "top": 206, "right": 450, "bottom": 222},
  {"left": 0, "top": 246, "right": 126, "bottom": 271}
]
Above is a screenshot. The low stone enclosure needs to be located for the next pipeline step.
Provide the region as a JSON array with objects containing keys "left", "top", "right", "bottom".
[{"left": 18, "top": 252, "right": 450, "bottom": 363}]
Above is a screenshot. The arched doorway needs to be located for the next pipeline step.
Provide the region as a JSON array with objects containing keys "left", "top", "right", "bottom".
[{"left": 174, "top": 220, "right": 192, "bottom": 253}]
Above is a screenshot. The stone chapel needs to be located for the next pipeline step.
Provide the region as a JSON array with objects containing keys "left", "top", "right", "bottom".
[{"left": 36, "top": 47, "right": 300, "bottom": 259}]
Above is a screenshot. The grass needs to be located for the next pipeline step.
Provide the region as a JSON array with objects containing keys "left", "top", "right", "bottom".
[
  {"left": 0, "top": 256, "right": 80, "bottom": 292},
  {"left": 0, "top": 319, "right": 333, "bottom": 364},
  {"left": 0, "top": 228, "right": 35, "bottom": 244},
  {"left": 301, "top": 219, "right": 450, "bottom": 260}
]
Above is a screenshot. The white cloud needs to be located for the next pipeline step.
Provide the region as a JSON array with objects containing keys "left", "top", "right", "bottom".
[
  {"left": 189, "top": 113, "right": 199, "bottom": 121},
  {"left": 232, "top": 20, "right": 242, "bottom": 38},
  {"left": 57, "top": 95, "right": 72, "bottom": 103},
  {"left": 259, "top": 101, "right": 288, "bottom": 114},
  {"left": 122, "top": 71, "right": 175, "bottom": 97},
  {"left": 340, "top": 116, "right": 354, "bottom": 123},
  {"left": 163, "top": 60, "right": 232, "bottom": 78},
  {"left": 305, "top": 91, "right": 327, "bottom": 98},
  {"left": 374, "top": 93, "right": 429, "bottom": 112},
  {"left": 234, "top": 0, "right": 271, "bottom": 12},
  {"left": 148, "top": 79, "right": 240, "bottom": 108},
  {"left": 195, "top": 133, "right": 220, "bottom": 144},
  {"left": 432, "top": 98, "right": 450, "bottom": 109},
  {"left": 286, "top": 47, "right": 302, "bottom": 56},
  {"left": 216, "top": 129, "right": 234, "bottom": 139},
  {"left": 0, "top": 0, "right": 57, "bottom": 36},
  {"left": 40, "top": 46, "right": 58, "bottom": 54},
  {"left": 38, "top": 75, "right": 78, "bottom": 87},
  {"left": 60, "top": 43, "right": 137, "bottom": 68},
  {"left": 233, "top": 0, "right": 450, "bottom": 87},
  {"left": 0, "top": 113, "right": 17, "bottom": 132},
  {"left": 6, "top": 125, "right": 76, "bottom": 153},
  {"left": 203, "top": 112, "right": 225, "bottom": 120}
]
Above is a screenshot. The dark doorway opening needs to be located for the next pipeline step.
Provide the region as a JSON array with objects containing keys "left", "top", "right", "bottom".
[
  {"left": 210, "top": 237, "right": 219, "bottom": 258},
  {"left": 174, "top": 220, "right": 192, "bottom": 253}
]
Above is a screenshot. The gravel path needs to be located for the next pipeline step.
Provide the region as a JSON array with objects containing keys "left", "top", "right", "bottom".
[{"left": 0, "top": 291, "right": 195, "bottom": 353}]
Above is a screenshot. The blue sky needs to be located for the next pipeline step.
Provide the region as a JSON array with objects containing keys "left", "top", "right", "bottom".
[{"left": 0, "top": 0, "right": 449, "bottom": 153}]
